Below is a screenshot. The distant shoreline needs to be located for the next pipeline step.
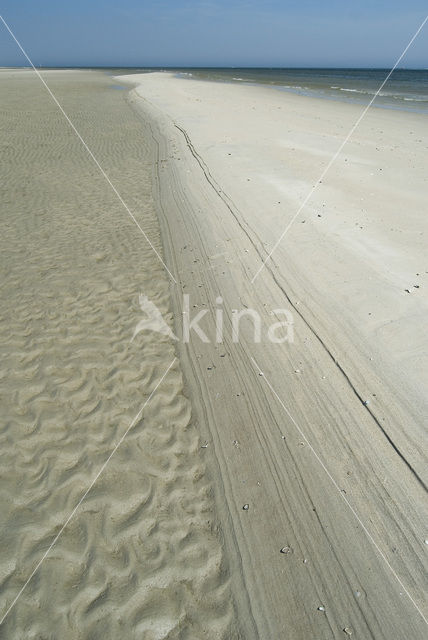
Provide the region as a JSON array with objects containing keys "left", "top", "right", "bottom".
[{"left": 4, "top": 66, "right": 428, "bottom": 113}]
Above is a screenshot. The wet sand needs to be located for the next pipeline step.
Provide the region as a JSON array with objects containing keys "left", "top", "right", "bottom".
[{"left": 0, "top": 70, "right": 237, "bottom": 639}]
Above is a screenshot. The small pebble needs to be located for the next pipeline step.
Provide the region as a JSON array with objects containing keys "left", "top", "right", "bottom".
[
  {"left": 317, "top": 606, "right": 325, "bottom": 612},
  {"left": 280, "top": 546, "right": 291, "bottom": 554},
  {"left": 343, "top": 628, "right": 353, "bottom": 636},
  {"left": 424, "top": 539, "right": 428, "bottom": 545},
  {"left": 243, "top": 504, "right": 249, "bottom": 511},
  {"left": 363, "top": 400, "right": 369, "bottom": 406}
]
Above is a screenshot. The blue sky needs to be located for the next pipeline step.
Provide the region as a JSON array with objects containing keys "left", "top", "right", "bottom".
[{"left": 0, "top": 1, "right": 427, "bottom": 68}]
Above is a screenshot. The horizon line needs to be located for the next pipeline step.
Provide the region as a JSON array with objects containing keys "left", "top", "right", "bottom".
[{"left": 1, "top": 64, "right": 427, "bottom": 70}]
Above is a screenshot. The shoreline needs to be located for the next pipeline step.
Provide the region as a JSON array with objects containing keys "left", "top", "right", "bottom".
[
  {"left": 122, "top": 71, "right": 428, "bottom": 637},
  {"left": 114, "top": 65, "right": 428, "bottom": 115},
  {"left": 5, "top": 65, "right": 428, "bottom": 114},
  {"left": 4, "top": 66, "right": 428, "bottom": 114},
  {"left": 170, "top": 75, "right": 428, "bottom": 115}
]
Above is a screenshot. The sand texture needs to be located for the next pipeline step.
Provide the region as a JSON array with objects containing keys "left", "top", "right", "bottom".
[
  {"left": 118, "top": 72, "right": 428, "bottom": 639},
  {"left": 0, "top": 71, "right": 238, "bottom": 639}
]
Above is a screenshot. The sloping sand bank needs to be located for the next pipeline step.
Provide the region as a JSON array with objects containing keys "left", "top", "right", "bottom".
[{"left": 119, "top": 72, "right": 428, "bottom": 639}]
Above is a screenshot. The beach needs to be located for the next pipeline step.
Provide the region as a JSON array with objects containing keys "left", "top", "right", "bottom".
[
  {"left": 1, "top": 68, "right": 427, "bottom": 638},
  {"left": 121, "top": 72, "right": 428, "bottom": 637}
]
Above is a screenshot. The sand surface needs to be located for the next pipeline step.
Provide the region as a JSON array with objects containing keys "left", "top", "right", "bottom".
[
  {"left": 0, "top": 71, "right": 238, "bottom": 638},
  {"left": 116, "top": 72, "right": 428, "bottom": 638},
  {"left": 1, "top": 66, "right": 427, "bottom": 639}
]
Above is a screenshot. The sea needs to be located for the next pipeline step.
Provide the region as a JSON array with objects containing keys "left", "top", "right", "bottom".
[{"left": 112, "top": 67, "right": 428, "bottom": 114}]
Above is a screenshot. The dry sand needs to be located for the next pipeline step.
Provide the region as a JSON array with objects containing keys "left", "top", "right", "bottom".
[
  {"left": 0, "top": 70, "right": 238, "bottom": 639},
  {"left": 116, "top": 72, "right": 427, "bottom": 638}
]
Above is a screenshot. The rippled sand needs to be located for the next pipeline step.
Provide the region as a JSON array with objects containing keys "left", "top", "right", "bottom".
[{"left": 0, "top": 70, "right": 236, "bottom": 638}]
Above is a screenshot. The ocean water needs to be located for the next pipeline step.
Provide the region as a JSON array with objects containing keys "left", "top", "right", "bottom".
[{"left": 113, "top": 67, "right": 428, "bottom": 114}]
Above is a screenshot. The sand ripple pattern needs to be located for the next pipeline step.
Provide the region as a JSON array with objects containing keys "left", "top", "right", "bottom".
[{"left": 0, "top": 71, "right": 235, "bottom": 639}]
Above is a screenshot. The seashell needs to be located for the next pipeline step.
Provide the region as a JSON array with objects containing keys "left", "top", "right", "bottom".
[
  {"left": 280, "top": 546, "right": 291, "bottom": 554},
  {"left": 243, "top": 504, "right": 249, "bottom": 511}
]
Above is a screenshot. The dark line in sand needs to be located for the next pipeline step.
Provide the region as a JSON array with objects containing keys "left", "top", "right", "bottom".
[{"left": 174, "top": 122, "right": 427, "bottom": 494}]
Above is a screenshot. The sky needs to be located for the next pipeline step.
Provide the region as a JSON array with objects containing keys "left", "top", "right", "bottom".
[{"left": 0, "top": 1, "right": 427, "bottom": 68}]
